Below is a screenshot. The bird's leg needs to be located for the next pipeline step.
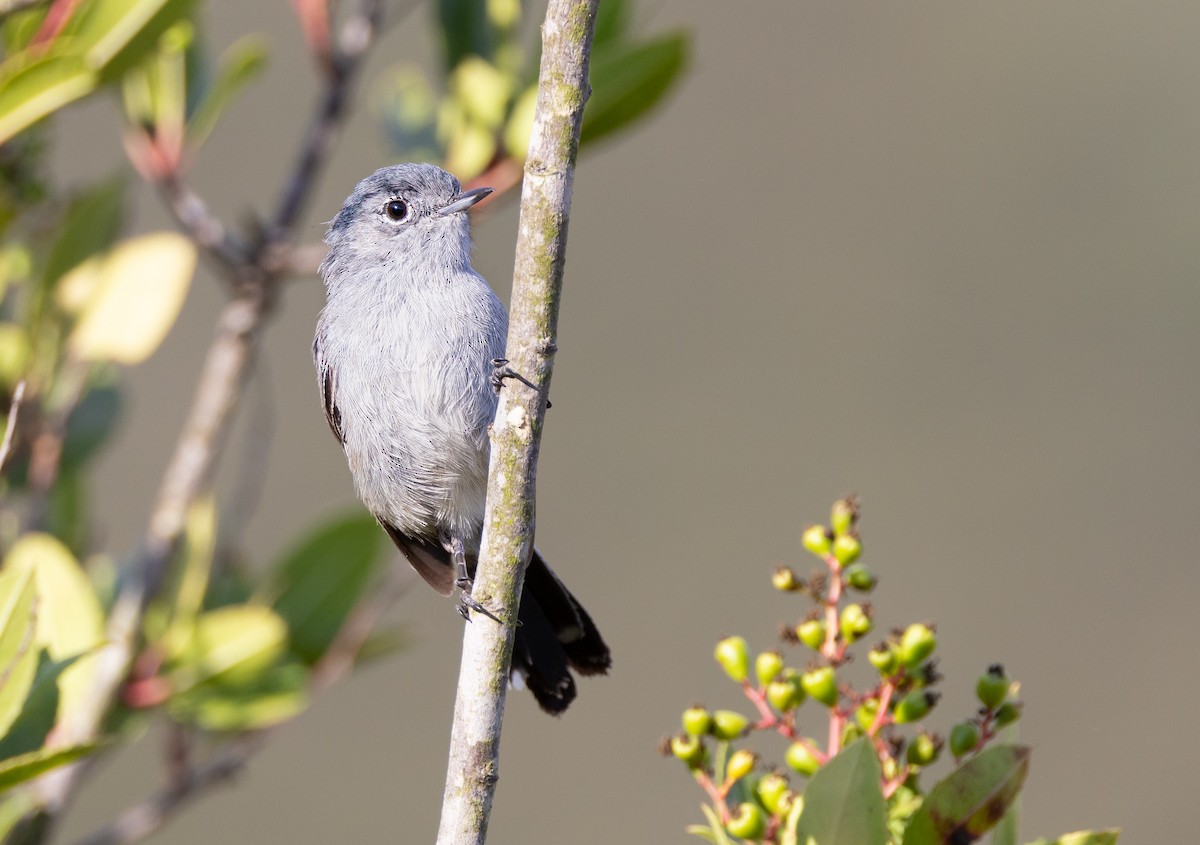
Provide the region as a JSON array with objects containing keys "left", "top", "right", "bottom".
[
  {"left": 490, "top": 358, "right": 550, "bottom": 407},
  {"left": 490, "top": 358, "right": 537, "bottom": 394},
  {"left": 449, "top": 533, "right": 504, "bottom": 624}
]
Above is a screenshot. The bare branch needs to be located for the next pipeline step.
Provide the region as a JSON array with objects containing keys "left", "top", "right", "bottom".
[
  {"left": 70, "top": 563, "right": 410, "bottom": 845},
  {"left": 38, "top": 0, "right": 388, "bottom": 816},
  {"left": 69, "top": 735, "right": 264, "bottom": 845},
  {"left": 435, "top": 2, "right": 599, "bottom": 843},
  {"left": 0, "top": 380, "right": 26, "bottom": 474}
]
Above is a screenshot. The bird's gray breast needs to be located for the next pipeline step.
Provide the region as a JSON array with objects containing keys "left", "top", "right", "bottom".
[{"left": 318, "top": 266, "right": 507, "bottom": 545}]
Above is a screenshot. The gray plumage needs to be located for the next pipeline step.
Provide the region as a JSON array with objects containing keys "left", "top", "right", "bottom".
[{"left": 314, "top": 164, "right": 609, "bottom": 713}]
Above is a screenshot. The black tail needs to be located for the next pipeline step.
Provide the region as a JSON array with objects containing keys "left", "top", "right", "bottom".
[{"left": 512, "top": 550, "right": 611, "bottom": 714}]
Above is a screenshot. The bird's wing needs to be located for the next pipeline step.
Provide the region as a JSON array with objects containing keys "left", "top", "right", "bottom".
[
  {"left": 377, "top": 517, "right": 456, "bottom": 595},
  {"left": 312, "top": 335, "right": 345, "bottom": 445}
]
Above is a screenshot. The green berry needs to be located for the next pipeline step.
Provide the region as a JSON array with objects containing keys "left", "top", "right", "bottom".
[
  {"left": 897, "top": 623, "right": 937, "bottom": 668},
  {"left": 906, "top": 732, "right": 941, "bottom": 766},
  {"left": 855, "top": 698, "right": 880, "bottom": 732},
  {"left": 841, "top": 722, "right": 864, "bottom": 746},
  {"left": 711, "top": 709, "right": 750, "bottom": 740},
  {"left": 796, "top": 618, "right": 826, "bottom": 651},
  {"left": 867, "top": 644, "right": 898, "bottom": 675},
  {"left": 893, "top": 690, "right": 938, "bottom": 724},
  {"left": 976, "top": 664, "right": 1010, "bottom": 710},
  {"left": 800, "top": 666, "right": 839, "bottom": 707},
  {"left": 802, "top": 524, "right": 833, "bottom": 557},
  {"left": 715, "top": 636, "right": 750, "bottom": 683},
  {"left": 726, "top": 749, "right": 758, "bottom": 782},
  {"left": 830, "top": 496, "right": 858, "bottom": 537},
  {"left": 772, "top": 566, "right": 801, "bottom": 592},
  {"left": 840, "top": 603, "right": 873, "bottom": 643},
  {"left": 726, "top": 802, "right": 767, "bottom": 841},
  {"left": 682, "top": 706, "right": 712, "bottom": 737},
  {"left": 949, "top": 721, "right": 982, "bottom": 757},
  {"left": 766, "top": 673, "right": 806, "bottom": 712},
  {"left": 755, "top": 651, "right": 785, "bottom": 687},
  {"left": 843, "top": 563, "right": 878, "bottom": 592},
  {"left": 995, "top": 700, "right": 1023, "bottom": 726},
  {"left": 670, "top": 733, "right": 705, "bottom": 768},
  {"left": 832, "top": 534, "right": 862, "bottom": 566},
  {"left": 785, "top": 740, "right": 822, "bottom": 776},
  {"left": 755, "top": 772, "right": 791, "bottom": 817}
]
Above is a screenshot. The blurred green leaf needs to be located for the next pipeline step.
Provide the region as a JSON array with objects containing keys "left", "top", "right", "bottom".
[
  {"left": 263, "top": 513, "right": 385, "bottom": 665},
  {"left": 375, "top": 65, "right": 442, "bottom": 164},
  {"left": 691, "top": 804, "right": 735, "bottom": 845},
  {"left": 168, "top": 662, "right": 307, "bottom": 731},
  {"left": 41, "top": 175, "right": 125, "bottom": 291},
  {"left": 1027, "top": 832, "right": 1120, "bottom": 845},
  {"left": 0, "top": 51, "right": 95, "bottom": 147},
  {"left": 66, "top": 232, "right": 196, "bottom": 365},
  {"left": 0, "top": 791, "right": 35, "bottom": 841},
  {"left": 0, "top": 742, "right": 100, "bottom": 794},
  {"left": 167, "top": 604, "right": 288, "bottom": 692},
  {"left": 185, "top": 35, "right": 266, "bottom": 150},
  {"left": 991, "top": 795, "right": 1019, "bottom": 845},
  {"left": 147, "top": 496, "right": 215, "bottom": 648},
  {"left": 592, "top": 0, "right": 629, "bottom": 48},
  {"left": 902, "top": 745, "right": 1031, "bottom": 845},
  {"left": 47, "top": 470, "right": 89, "bottom": 559},
  {"left": 60, "top": 380, "right": 121, "bottom": 473},
  {"left": 3, "top": 533, "right": 105, "bottom": 742},
  {"left": 352, "top": 626, "right": 409, "bottom": 667},
  {"left": 64, "top": 0, "right": 197, "bottom": 82},
  {"left": 437, "top": 0, "right": 497, "bottom": 70},
  {"left": 0, "top": 568, "right": 37, "bottom": 741},
  {"left": 0, "top": 651, "right": 86, "bottom": 759},
  {"left": 581, "top": 32, "right": 688, "bottom": 147},
  {"left": 792, "top": 740, "right": 888, "bottom": 845},
  {"left": 502, "top": 84, "right": 536, "bottom": 161}
]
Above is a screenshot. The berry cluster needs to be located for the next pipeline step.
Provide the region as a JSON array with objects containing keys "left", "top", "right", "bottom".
[{"left": 663, "top": 497, "right": 1022, "bottom": 844}]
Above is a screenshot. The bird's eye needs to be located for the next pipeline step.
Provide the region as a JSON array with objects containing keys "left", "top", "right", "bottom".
[{"left": 384, "top": 200, "right": 408, "bottom": 221}]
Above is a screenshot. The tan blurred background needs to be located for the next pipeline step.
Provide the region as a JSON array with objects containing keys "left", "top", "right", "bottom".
[{"left": 47, "top": 1, "right": 1198, "bottom": 843}]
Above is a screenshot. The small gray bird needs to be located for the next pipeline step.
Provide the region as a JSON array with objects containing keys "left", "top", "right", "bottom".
[{"left": 314, "top": 163, "right": 609, "bottom": 713}]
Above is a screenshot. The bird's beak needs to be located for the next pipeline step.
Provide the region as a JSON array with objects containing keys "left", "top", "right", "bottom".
[{"left": 437, "top": 186, "right": 494, "bottom": 216}]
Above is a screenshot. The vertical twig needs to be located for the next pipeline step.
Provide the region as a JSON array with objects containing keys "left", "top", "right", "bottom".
[
  {"left": 435, "top": 2, "right": 599, "bottom": 843},
  {"left": 0, "top": 380, "right": 26, "bottom": 473}
]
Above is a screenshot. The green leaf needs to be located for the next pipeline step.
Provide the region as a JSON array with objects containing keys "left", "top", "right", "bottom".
[
  {"left": 1026, "top": 831, "right": 1120, "bottom": 845},
  {"left": 581, "top": 31, "right": 688, "bottom": 147},
  {"left": 0, "top": 569, "right": 38, "bottom": 741},
  {"left": 0, "top": 51, "right": 95, "bottom": 146},
  {"left": 168, "top": 662, "right": 307, "bottom": 731},
  {"left": 185, "top": 35, "right": 266, "bottom": 150},
  {"left": 0, "top": 651, "right": 87, "bottom": 759},
  {"left": 147, "top": 496, "right": 215, "bottom": 648},
  {"left": 902, "top": 745, "right": 1031, "bottom": 845},
  {"left": 3, "top": 534, "right": 105, "bottom": 743},
  {"left": 793, "top": 739, "right": 888, "bottom": 845},
  {"left": 0, "top": 791, "right": 36, "bottom": 841},
  {"left": 695, "top": 804, "right": 735, "bottom": 845},
  {"left": 592, "top": 0, "right": 629, "bottom": 49},
  {"left": 262, "top": 513, "right": 385, "bottom": 665},
  {"left": 63, "top": 0, "right": 197, "bottom": 81},
  {"left": 437, "top": 0, "right": 498, "bottom": 70},
  {"left": 60, "top": 380, "right": 121, "bottom": 473},
  {"left": 66, "top": 232, "right": 196, "bottom": 364},
  {"left": 166, "top": 604, "right": 288, "bottom": 692},
  {"left": 41, "top": 175, "right": 125, "bottom": 291},
  {"left": 991, "top": 795, "right": 1019, "bottom": 845},
  {"left": 0, "top": 742, "right": 100, "bottom": 794}
]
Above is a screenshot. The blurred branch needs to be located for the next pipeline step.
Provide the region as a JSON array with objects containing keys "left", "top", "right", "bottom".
[
  {"left": 0, "top": 380, "right": 26, "bottom": 474},
  {"left": 39, "top": 0, "right": 387, "bottom": 820},
  {"left": 70, "top": 561, "right": 410, "bottom": 845},
  {"left": 435, "top": 1, "right": 599, "bottom": 843}
]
